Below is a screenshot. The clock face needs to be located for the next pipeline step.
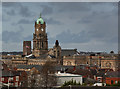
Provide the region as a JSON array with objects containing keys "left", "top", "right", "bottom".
[
  {"left": 41, "top": 28, "right": 44, "bottom": 31},
  {"left": 37, "top": 29, "right": 38, "bottom": 31}
]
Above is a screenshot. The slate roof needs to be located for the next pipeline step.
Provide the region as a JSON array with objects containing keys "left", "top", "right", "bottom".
[
  {"left": 2, "top": 70, "right": 14, "bottom": 77},
  {"left": 106, "top": 71, "right": 120, "bottom": 77},
  {"left": 2, "top": 70, "right": 21, "bottom": 77},
  {"left": 66, "top": 68, "right": 93, "bottom": 78},
  {"left": 34, "top": 54, "right": 48, "bottom": 59},
  {"left": 16, "top": 65, "right": 42, "bottom": 71},
  {"left": 16, "top": 65, "right": 82, "bottom": 73},
  {"left": 61, "top": 49, "right": 77, "bottom": 56}
]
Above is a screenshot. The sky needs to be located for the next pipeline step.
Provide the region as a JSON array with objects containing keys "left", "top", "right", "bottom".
[{"left": 1, "top": 2, "right": 118, "bottom": 53}]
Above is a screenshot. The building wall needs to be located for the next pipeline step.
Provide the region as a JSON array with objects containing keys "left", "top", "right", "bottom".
[
  {"left": 57, "top": 75, "right": 82, "bottom": 86},
  {"left": 106, "top": 77, "right": 120, "bottom": 85},
  {"left": 63, "top": 55, "right": 119, "bottom": 70}
]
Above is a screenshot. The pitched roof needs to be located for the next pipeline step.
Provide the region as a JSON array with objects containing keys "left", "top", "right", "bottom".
[
  {"left": 16, "top": 65, "right": 42, "bottom": 71},
  {"left": 106, "top": 71, "right": 120, "bottom": 77},
  {"left": 61, "top": 49, "right": 77, "bottom": 56}
]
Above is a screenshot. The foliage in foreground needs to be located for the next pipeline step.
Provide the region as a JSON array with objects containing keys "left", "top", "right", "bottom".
[{"left": 62, "top": 79, "right": 81, "bottom": 87}]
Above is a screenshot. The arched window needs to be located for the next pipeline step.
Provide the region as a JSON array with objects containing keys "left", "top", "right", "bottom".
[{"left": 111, "top": 80, "right": 113, "bottom": 84}]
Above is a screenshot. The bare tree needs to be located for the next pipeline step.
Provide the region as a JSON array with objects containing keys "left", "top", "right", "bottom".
[
  {"left": 40, "top": 60, "right": 57, "bottom": 88},
  {"left": 27, "top": 68, "right": 40, "bottom": 88}
]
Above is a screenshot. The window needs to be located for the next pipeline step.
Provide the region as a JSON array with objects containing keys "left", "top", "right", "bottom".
[
  {"left": 86, "top": 62, "right": 88, "bottom": 64},
  {"left": 111, "top": 80, "right": 113, "bottom": 84},
  {"left": 9, "top": 77, "right": 13, "bottom": 81},
  {"left": 16, "top": 76, "right": 19, "bottom": 81},
  {"left": 115, "top": 80, "right": 118, "bottom": 84},
  {"left": 97, "top": 77, "right": 102, "bottom": 82},
  {"left": 15, "top": 82, "right": 18, "bottom": 87},
  {"left": 1, "top": 78, "right": 4, "bottom": 81}
]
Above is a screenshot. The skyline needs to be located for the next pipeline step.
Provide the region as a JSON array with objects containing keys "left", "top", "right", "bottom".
[{"left": 1, "top": 2, "right": 118, "bottom": 53}]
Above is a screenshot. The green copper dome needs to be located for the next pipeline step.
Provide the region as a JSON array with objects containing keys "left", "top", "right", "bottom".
[{"left": 36, "top": 17, "right": 44, "bottom": 24}]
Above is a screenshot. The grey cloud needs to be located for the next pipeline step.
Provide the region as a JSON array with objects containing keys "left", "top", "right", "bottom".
[
  {"left": 2, "top": 15, "right": 9, "bottom": 22},
  {"left": 19, "top": 5, "right": 33, "bottom": 17},
  {"left": 52, "top": 30, "right": 90, "bottom": 44},
  {"left": 2, "top": 30, "right": 22, "bottom": 43},
  {"left": 41, "top": 5, "right": 53, "bottom": 15},
  {"left": 77, "top": 17, "right": 91, "bottom": 24},
  {"left": 6, "top": 9, "right": 16, "bottom": 16},
  {"left": 2, "top": 2, "right": 20, "bottom": 8},
  {"left": 17, "top": 19, "right": 33, "bottom": 24},
  {"left": 23, "top": 35, "right": 32, "bottom": 41},
  {"left": 44, "top": 18, "right": 62, "bottom": 25},
  {"left": 2, "top": 26, "right": 24, "bottom": 43},
  {"left": 3, "top": 2, "right": 33, "bottom": 17},
  {"left": 50, "top": 2, "right": 91, "bottom": 12}
]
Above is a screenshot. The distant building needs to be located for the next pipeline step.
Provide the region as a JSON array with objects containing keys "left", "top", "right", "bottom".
[
  {"left": 55, "top": 72, "right": 82, "bottom": 86},
  {"left": 23, "top": 41, "right": 31, "bottom": 55},
  {"left": 106, "top": 71, "right": 120, "bottom": 85}
]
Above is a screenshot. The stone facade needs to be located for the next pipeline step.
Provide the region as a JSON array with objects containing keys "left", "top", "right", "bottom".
[
  {"left": 63, "top": 54, "right": 119, "bottom": 71},
  {"left": 48, "top": 40, "right": 62, "bottom": 64}
]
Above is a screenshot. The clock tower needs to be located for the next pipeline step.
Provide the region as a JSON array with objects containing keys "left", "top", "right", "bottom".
[{"left": 32, "top": 14, "right": 48, "bottom": 57}]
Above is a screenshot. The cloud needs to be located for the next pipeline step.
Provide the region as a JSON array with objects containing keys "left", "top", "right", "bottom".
[
  {"left": 17, "top": 19, "right": 33, "bottom": 24},
  {"left": 2, "top": 26, "right": 24, "bottom": 43},
  {"left": 50, "top": 2, "right": 91, "bottom": 12},
  {"left": 49, "top": 30, "right": 90, "bottom": 44},
  {"left": 2, "top": 15, "right": 9, "bottom": 22},
  {"left": 3, "top": 2, "right": 33, "bottom": 17},
  {"left": 44, "top": 17, "right": 62, "bottom": 25},
  {"left": 2, "top": 2, "right": 20, "bottom": 8},
  {"left": 77, "top": 17, "right": 91, "bottom": 24},
  {"left": 23, "top": 35, "right": 32, "bottom": 41},
  {"left": 41, "top": 5, "right": 53, "bottom": 15},
  {"left": 6, "top": 9, "right": 16, "bottom": 16},
  {"left": 19, "top": 5, "right": 33, "bottom": 17},
  {"left": 2, "top": 30, "right": 22, "bottom": 43},
  {"left": 1, "top": 2, "right": 118, "bottom": 52}
]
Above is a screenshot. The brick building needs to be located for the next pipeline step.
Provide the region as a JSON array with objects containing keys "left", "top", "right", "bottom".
[{"left": 23, "top": 41, "right": 31, "bottom": 56}]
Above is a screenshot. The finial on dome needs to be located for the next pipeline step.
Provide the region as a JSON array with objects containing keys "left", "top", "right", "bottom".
[{"left": 40, "top": 13, "right": 42, "bottom": 18}]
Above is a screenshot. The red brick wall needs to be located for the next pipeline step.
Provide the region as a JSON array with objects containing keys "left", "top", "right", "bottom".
[{"left": 106, "top": 77, "right": 120, "bottom": 85}]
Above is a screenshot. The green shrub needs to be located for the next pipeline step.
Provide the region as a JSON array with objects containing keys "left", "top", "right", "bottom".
[{"left": 62, "top": 79, "right": 81, "bottom": 87}]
